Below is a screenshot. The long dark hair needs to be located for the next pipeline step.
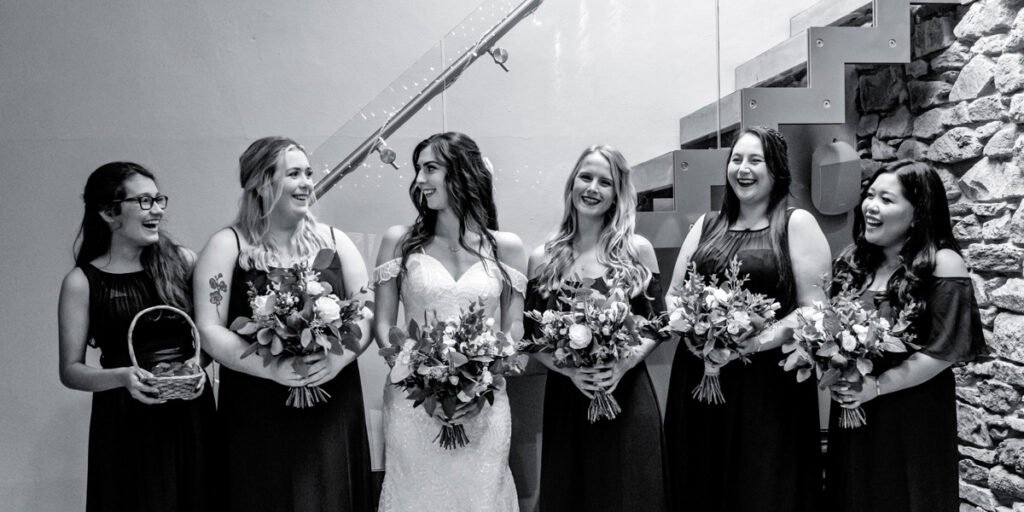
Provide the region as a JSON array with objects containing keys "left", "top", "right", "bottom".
[
  {"left": 397, "top": 132, "right": 508, "bottom": 284},
  {"left": 692, "top": 126, "right": 794, "bottom": 295},
  {"left": 833, "top": 160, "right": 960, "bottom": 308},
  {"left": 75, "top": 162, "right": 193, "bottom": 313}
]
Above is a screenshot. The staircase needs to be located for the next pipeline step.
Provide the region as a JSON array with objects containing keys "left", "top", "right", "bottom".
[{"left": 634, "top": 0, "right": 966, "bottom": 252}]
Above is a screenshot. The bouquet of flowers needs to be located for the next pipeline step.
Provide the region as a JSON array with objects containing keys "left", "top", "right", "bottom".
[
  {"left": 780, "top": 279, "right": 919, "bottom": 428},
  {"left": 380, "top": 300, "right": 522, "bottom": 449},
  {"left": 663, "top": 257, "right": 781, "bottom": 404},
  {"left": 520, "top": 280, "right": 658, "bottom": 423},
  {"left": 230, "top": 262, "right": 372, "bottom": 408}
]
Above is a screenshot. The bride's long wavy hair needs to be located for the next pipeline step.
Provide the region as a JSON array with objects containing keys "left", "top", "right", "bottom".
[
  {"left": 234, "top": 136, "right": 328, "bottom": 271},
  {"left": 533, "top": 145, "right": 650, "bottom": 297},
  {"left": 75, "top": 162, "right": 193, "bottom": 320},
  {"left": 397, "top": 132, "right": 510, "bottom": 286},
  {"left": 832, "top": 160, "right": 960, "bottom": 309}
]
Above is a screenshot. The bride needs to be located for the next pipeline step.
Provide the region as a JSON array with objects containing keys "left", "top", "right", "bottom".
[{"left": 372, "top": 132, "right": 527, "bottom": 512}]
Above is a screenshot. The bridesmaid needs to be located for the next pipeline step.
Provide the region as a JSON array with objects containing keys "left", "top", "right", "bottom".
[
  {"left": 827, "top": 160, "right": 985, "bottom": 512},
  {"left": 524, "top": 145, "right": 667, "bottom": 512},
  {"left": 663, "top": 127, "right": 831, "bottom": 512},
  {"left": 193, "top": 137, "right": 375, "bottom": 511},
  {"left": 58, "top": 162, "right": 215, "bottom": 511}
]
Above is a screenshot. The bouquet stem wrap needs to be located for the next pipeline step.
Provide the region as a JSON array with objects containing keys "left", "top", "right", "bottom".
[{"left": 692, "top": 361, "right": 726, "bottom": 405}]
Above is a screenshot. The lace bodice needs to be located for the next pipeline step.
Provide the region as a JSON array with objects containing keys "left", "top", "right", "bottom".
[
  {"left": 373, "top": 252, "right": 525, "bottom": 512},
  {"left": 374, "top": 253, "right": 526, "bottom": 320}
]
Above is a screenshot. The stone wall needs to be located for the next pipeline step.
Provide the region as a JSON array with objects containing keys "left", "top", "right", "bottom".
[{"left": 855, "top": 0, "right": 1024, "bottom": 509}]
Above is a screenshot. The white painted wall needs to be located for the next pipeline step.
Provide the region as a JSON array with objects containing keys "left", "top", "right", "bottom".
[{"left": 0, "top": 0, "right": 818, "bottom": 509}]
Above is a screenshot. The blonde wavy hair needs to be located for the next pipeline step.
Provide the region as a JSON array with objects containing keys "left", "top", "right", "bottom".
[
  {"left": 534, "top": 145, "right": 651, "bottom": 297},
  {"left": 234, "top": 136, "right": 328, "bottom": 271}
]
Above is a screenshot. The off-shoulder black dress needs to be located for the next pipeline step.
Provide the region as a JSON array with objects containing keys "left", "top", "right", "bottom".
[
  {"left": 525, "top": 276, "right": 669, "bottom": 512},
  {"left": 825, "top": 277, "right": 985, "bottom": 512}
]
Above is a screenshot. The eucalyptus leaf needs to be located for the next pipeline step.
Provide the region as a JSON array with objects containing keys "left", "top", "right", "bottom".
[
  {"left": 819, "top": 368, "right": 842, "bottom": 389},
  {"left": 240, "top": 341, "right": 260, "bottom": 359},
  {"left": 271, "top": 336, "right": 285, "bottom": 356},
  {"left": 257, "top": 327, "right": 276, "bottom": 346}
]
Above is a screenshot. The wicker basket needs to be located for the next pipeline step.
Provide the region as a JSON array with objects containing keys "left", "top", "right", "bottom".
[{"left": 127, "top": 305, "right": 205, "bottom": 401}]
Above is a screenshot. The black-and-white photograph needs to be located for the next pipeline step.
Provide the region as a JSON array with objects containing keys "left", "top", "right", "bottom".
[{"left": 1, "top": 0, "right": 1022, "bottom": 510}]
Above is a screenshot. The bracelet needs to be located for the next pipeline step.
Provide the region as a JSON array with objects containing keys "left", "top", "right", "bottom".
[{"left": 875, "top": 378, "right": 883, "bottom": 397}]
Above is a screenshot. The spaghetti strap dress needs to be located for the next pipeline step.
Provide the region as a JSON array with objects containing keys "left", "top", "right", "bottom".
[{"left": 217, "top": 229, "right": 376, "bottom": 512}]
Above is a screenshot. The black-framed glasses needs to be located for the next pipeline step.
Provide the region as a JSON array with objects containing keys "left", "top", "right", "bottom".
[{"left": 114, "top": 195, "right": 169, "bottom": 210}]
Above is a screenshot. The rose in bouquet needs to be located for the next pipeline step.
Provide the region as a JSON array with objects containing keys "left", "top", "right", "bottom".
[
  {"left": 520, "top": 280, "right": 659, "bottom": 422},
  {"left": 780, "top": 279, "right": 918, "bottom": 428},
  {"left": 380, "top": 299, "right": 522, "bottom": 449},
  {"left": 230, "top": 261, "right": 372, "bottom": 408},
  {"left": 663, "top": 257, "right": 781, "bottom": 404}
]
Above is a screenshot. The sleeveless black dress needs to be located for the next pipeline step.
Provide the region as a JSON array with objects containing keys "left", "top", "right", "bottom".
[
  {"left": 79, "top": 264, "right": 215, "bottom": 512},
  {"left": 663, "top": 213, "right": 822, "bottom": 512},
  {"left": 525, "top": 275, "right": 669, "bottom": 512},
  {"left": 218, "top": 232, "right": 375, "bottom": 512},
  {"left": 825, "top": 278, "right": 984, "bottom": 512}
]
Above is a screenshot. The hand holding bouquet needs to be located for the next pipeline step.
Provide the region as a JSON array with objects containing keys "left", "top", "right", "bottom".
[
  {"left": 780, "top": 279, "right": 918, "bottom": 428},
  {"left": 380, "top": 300, "right": 522, "bottom": 449},
  {"left": 230, "top": 261, "right": 372, "bottom": 408},
  {"left": 663, "top": 257, "right": 781, "bottom": 404},
  {"left": 521, "top": 281, "right": 658, "bottom": 422}
]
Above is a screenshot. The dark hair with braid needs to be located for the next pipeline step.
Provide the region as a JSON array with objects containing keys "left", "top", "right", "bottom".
[
  {"left": 833, "top": 160, "right": 960, "bottom": 308},
  {"left": 75, "top": 162, "right": 193, "bottom": 321},
  {"left": 692, "top": 126, "right": 794, "bottom": 296},
  {"left": 398, "top": 132, "right": 510, "bottom": 285}
]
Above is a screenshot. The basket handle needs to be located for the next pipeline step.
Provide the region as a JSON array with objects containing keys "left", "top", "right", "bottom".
[{"left": 126, "top": 305, "right": 201, "bottom": 372}]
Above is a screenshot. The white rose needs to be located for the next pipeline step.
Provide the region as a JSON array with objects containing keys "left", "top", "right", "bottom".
[
  {"left": 305, "top": 280, "right": 325, "bottom": 296},
  {"left": 485, "top": 317, "right": 495, "bottom": 328},
  {"left": 314, "top": 296, "right": 342, "bottom": 323},
  {"left": 541, "top": 310, "right": 558, "bottom": 324},
  {"left": 568, "top": 324, "right": 593, "bottom": 350},
  {"left": 254, "top": 293, "right": 277, "bottom": 316},
  {"left": 360, "top": 306, "right": 374, "bottom": 322}
]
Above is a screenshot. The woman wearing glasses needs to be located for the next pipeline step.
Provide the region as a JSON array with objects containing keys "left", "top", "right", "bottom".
[{"left": 58, "top": 162, "right": 215, "bottom": 512}]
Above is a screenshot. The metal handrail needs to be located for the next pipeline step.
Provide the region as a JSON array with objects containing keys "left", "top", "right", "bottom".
[{"left": 313, "top": 0, "right": 544, "bottom": 198}]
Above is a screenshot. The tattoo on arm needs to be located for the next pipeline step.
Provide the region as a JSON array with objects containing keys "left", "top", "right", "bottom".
[{"left": 209, "top": 273, "right": 227, "bottom": 313}]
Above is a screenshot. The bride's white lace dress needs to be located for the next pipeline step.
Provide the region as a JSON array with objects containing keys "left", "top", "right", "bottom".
[{"left": 374, "top": 253, "right": 526, "bottom": 512}]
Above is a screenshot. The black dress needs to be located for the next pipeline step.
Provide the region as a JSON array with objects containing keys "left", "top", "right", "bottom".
[
  {"left": 525, "top": 275, "right": 669, "bottom": 512},
  {"left": 79, "top": 263, "right": 216, "bottom": 512},
  {"left": 219, "top": 233, "right": 375, "bottom": 512},
  {"left": 663, "top": 213, "right": 822, "bottom": 512},
  {"left": 825, "top": 278, "right": 984, "bottom": 512}
]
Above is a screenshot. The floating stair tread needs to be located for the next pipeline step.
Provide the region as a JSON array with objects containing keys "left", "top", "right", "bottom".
[{"left": 679, "top": 91, "right": 741, "bottom": 148}]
